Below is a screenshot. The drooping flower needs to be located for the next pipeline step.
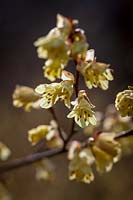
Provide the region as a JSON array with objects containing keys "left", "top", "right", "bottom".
[
  {"left": 78, "top": 49, "right": 113, "bottom": 90},
  {"left": 28, "top": 125, "right": 49, "bottom": 146},
  {"left": 43, "top": 59, "right": 64, "bottom": 81},
  {"left": 0, "top": 142, "right": 11, "bottom": 161},
  {"left": 68, "top": 143, "right": 95, "bottom": 184},
  {"left": 34, "top": 27, "right": 70, "bottom": 60},
  {"left": 35, "top": 73, "right": 74, "bottom": 109},
  {"left": 34, "top": 14, "right": 73, "bottom": 81},
  {"left": 13, "top": 85, "right": 41, "bottom": 111},
  {"left": 28, "top": 121, "right": 63, "bottom": 148},
  {"left": 59, "top": 80, "right": 73, "bottom": 108},
  {"left": 35, "top": 159, "right": 55, "bottom": 181},
  {"left": 35, "top": 83, "right": 61, "bottom": 109},
  {"left": 92, "top": 132, "right": 121, "bottom": 174},
  {"left": 115, "top": 86, "right": 133, "bottom": 117},
  {"left": 67, "top": 90, "right": 96, "bottom": 128}
]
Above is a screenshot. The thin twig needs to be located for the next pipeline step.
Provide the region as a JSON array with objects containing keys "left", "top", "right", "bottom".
[
  {"left": 0, "top": 148, "right": 65, "bottom": 174},
  {"left": 115, "top": 129, "right": 133, "bottom": 139},
  {"left": 0, "top": 129, "right": 133, "bottom": 175}
]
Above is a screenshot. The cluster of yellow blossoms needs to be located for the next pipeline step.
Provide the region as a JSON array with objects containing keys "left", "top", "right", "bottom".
[
  {"left": 12, "top": 14, "right": 115, "bottom": 130},
  {"left": 34, "top": 14, "right": 88, "bottom": 81},
  {"left": 68, "top": 132, "right": 121, "bottom": 183}
]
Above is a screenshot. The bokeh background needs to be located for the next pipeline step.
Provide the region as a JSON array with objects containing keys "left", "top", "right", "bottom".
[{"left": 0, "top": 0, "right": 133, "bottom": 199}]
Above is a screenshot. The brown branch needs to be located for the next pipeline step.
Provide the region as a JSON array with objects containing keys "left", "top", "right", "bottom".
[
  {"left": 115, "top": 129, "right": 133, "bottom": 139},
  {"left": 0, "top": 129, "right": 133, "bottom": 175},
  {"left": 0, "top": 147, "right": 65, "bottom": 174},
  {"left": 67, "top": 64, "right": 80, "bottom": 142}
]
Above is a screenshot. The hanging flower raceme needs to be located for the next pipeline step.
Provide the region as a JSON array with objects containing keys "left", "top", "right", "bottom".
[
  {"left": 28, "top": 120, "right": 63, "bottom": 148},
  {"left": 92, "top": 132, "right": 121, "bottom": 174},
  {"left": 68, "top": 141, "right": 95, "bottom": 184},
  {"left": 28, "top": 125, "right": 49, "bottom": 146},
  {"left": 34, "top": 14, "right": 78, "bottom": 81},
  {"left": 35, "top": 83, "right": 61, "bottom": 109},
  {"left": 77, "top": 49, "right": 113, "bottom": 90},
  {"left": 12, "top": 85, "right": 41, "bottom": 111},
  {"left": 35, "top": 71, "right": 74, "bottom": 109},
  {"left": 35, "top": 159, "right": 55, "bottom": 181},
  {"left": 115, "top": 86, "right": 133, "bottom": 117},
  {"left": 67, "top": 90, "right": 96, "bottom": 128}
]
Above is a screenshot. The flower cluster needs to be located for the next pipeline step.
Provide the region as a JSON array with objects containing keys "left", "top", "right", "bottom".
[
  {"left": 10, "top": 14, "right": 132, "bottom": 186},
  {"left": 34, "top": 14, "right": 88, "bottom": 81},
  {"left": 68, "top": 132, "right": 121, "bottom": 183},
  {"left": 115, "top": 86, "right": 133, "bottom": 117}
]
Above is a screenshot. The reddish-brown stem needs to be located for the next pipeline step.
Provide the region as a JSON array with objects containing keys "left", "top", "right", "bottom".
[
  {"left": 0, "top": 148, "right": 65, "bottom": 174},
  {"left": 115, "top": 129, "right": 133, "bottom": 139}
]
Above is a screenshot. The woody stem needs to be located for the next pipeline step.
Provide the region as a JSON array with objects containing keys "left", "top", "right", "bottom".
[{"left": 67, "top": 62, "right": 80, "bottom": 142}]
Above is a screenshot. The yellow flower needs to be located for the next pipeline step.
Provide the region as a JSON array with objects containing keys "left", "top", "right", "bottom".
[
  {"left": 67, "top": 90, "right": 96, "bottom": 128},
  {"left": 115, "top": 86, "right": 133, "bottom": 117},
  {"left": 34, "top": 27, "right": 70, "bottom": 59},
  {"left": 28, "top": 121, "right": 64, "bottom": 148},
  {"left": 69, "top": 147, "right": 95, "bottom": 184},
  {"left": 28, "top": 125, "right": 49, "bottom": 146},
  {"left": 35, "top": 83, "right": 61, "bottom": 109},
  {"left": 43, "top": 59, "right": 64, "bottom": 81},
  {"left": 60, "top": 80, "right": 73, "bottom": 108},
  {"left": 13, "top": 85, "right": 41, "bottom": 111},
  {"left": 35, "top": 77, "right": 74, "bottom": 109},
  {"left": 35, "top": 159, "right": 54, "bottom": 181},
  {"left": 0, "top": 142, "right": 11, "bottom": 161},
  {"left": 92, "top": 132, "right": 121, "bottom": 173},
  {"left": 78, "top": 49, "right": 113, "bottom": 90}
]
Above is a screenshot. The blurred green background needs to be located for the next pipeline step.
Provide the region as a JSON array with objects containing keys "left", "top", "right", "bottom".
[{"left": 0, "top": 0, "right": 133, "bottom": 199}]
